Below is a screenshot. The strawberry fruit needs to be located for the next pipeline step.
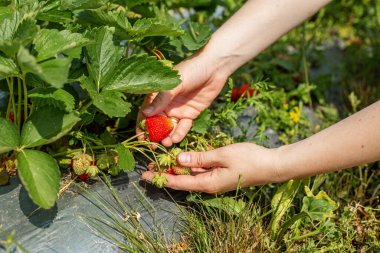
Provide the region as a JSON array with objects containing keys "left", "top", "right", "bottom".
[
  {"left": 144, "top": 115, "right": 174, "bottom": 142},
  {"left": 231, "top": 84, "right": 258, "bottom": 102}
]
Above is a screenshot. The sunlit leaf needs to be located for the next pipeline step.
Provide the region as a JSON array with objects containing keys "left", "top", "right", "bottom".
[
  {"left": 302, "top": 186, "right": 338, "bottom": 221},
  {"left": 103, "top": 54, "right": 180, "bottom": 94},
  {"left": 34, "top": 29, "right": 90, "bottom": 61},
  {"left": 85, "top": 27, "right": 123, "bottom": 91},
  {"left": 181, "top": 22, "right": 212, "bottom": 51},
  {"left": 0, "top": 55, "right": 19, "bottom": 79},
  {"left": 270, "top": 180, "right": 303, "bottom": 236}
]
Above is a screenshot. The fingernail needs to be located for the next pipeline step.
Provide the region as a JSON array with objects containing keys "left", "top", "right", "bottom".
[
  {"left": 143, "top": 106, "right": 154, "bottom": 114},
  {"left": 178, "top": 153, "right": 190, "bottom": 163}
]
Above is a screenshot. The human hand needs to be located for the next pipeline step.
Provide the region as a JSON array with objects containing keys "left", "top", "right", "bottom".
[
  {"left": 141, "top": 143, "right": 284, "bottom": 194},
  {"left": 136, "top": 53, "right": 228, "bottom": 146}
]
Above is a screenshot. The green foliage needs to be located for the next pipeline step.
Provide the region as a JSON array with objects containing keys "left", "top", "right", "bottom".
[
  {"left": 33, "top": 29, "right": 90, "bottom": 61},
  {"left": 20, "top": 107, "right": 80, "bottom": 148},
  {"left": 0, "top": 55, "right": 19, "bottom": 79},
  {"left": 28, "top": 87, "right": 76, "bottom": 112},
  {"left": 187, "top": 193, "right": 246, "bottom": 216},
  {"left": 115, "top": 144, "right": 135, "bottom": 172},
  {"left": 17, "top": 149, "right": 60, "bottom": 209},
  {"left": 102, "top": 54, "right": 181, "bottom": 93},
  {"left": 0, "top": 118, "right": 20, "bottom": 154},
  {"left": 0, "top": 0, "right": 187, "bottom": 209},
  {"left": 181, "top": 22, "right": 212, "bottom": 51},
  {"left": 270, "top": 180, "right": 304, "bottom": 236}
]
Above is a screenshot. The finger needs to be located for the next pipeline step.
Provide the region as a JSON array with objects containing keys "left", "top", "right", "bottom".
[
  {"left": 177, "top": 149, "right": 225, "bottom": 168},
  {"left": 171, "top": 118, "right": 193, "bottom": 143},
  {"left": 142, "top": 92, "right": 173, "bottom": 117},
  {"left": 161, "top": 137, "right": 173, "bottom": 147},
  {"left": 142, "top": 171, "right": 216, "bottom": 192},
  {"left": 191, "top": 167, "right": 209, "bottom": 173},
  {"left": 136, "top": 127, "right": 145, "bottom": 141}
]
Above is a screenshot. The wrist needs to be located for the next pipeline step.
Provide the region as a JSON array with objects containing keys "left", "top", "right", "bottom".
[
  {"left": 273, "top": 145, "right": 291, "bottom": 183},
  {"left": 196, "top": 38, "right": 241, "bottom": 79}
]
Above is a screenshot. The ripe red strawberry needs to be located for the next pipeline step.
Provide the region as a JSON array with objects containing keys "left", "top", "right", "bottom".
[
  {"left": 144, "top": 115, "right": 174, "bottom": 143},
  {"left": 231, "top": 84, "right": 259, "bottom": 102},
  {"left": 172, "top": 166, "right": 191, "bottom": 175},
  {"left": 164, "top": 168, "right": 175, "bottom": 175},
  {"left": 78, "top": 174, "right": 90, "bottom": 180},
  {"left": 231, "top": 86, "right": 240, "bottom": 102}
]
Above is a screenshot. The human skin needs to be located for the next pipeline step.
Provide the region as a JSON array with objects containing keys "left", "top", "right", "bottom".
[
  {"left": 139, "top": 0, "right": 380, "bottom": 193},
  {"left": 137, "top": 0, "right": 331, "bottom": 145},
  {"left": 143, "top": 101, "right": 380, "bottom": 193}
]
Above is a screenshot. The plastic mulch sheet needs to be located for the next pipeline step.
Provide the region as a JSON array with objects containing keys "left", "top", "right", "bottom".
[{"left": 0, "top": 161, "right": 186, "bottom": 253}]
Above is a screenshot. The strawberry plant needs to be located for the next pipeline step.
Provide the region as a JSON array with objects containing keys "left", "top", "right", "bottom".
[{"left": 0, "top": 0, "right": 212, "bottom": 209}]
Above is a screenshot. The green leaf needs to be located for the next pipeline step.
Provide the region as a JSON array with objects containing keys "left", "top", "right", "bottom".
[
  {"left": 186, "top": 194, "right": 246, "bottom": 216},
  {"left": 20, "top": 107, "right": 80, "bottom": 148},
  {"left": 0, "top": 12, "right": 19, "bottom": 56},
  {"left": 13, "top": 18, "right": 38, "bottom": 46},
  {"left": 39, "top": 57, "right": 71, "bottom": 88},
  {"left": 34, "top": 29, "right": 90, "bottom": 61},
  {"left": 0, "top": 7, "right": 13, "bottom": 21},
  {"left": 93, "top": 90, "right": 131, "bottom": 118},
  {"left": 17, "top": 46, "right": 42, "bottom": 75},
  {"left": 301, "top": 186, "right": 338, "bottom": 221},
  {"left": 191, "top": 109, "right": 211, "bottom": 134},
  {"left": 81, "top": 77, "right": 131, "bottom": 117},
  {"left": 0, "top": 118, "right": 20, "bottom": 154},
  {"left": 17, "top": 149, "right": 60, "bottom": 209},
  {"left": 0, "top": 55, "right": 19, "bottom": 79},
  {"left": 270, "top": 179, "right": 303, "bottom": 236},
  {"left": 85, "top": 27, "right": 123, "bottom": 91},
  {"left": 28, "top": 87, "right": 75, "bottom": 112},
  {"left": 37, "top": 9, "right": 72, "bottom": 23},
  {"left": 124, "top": 0, "right": 157, "bottom": 8},
  {"left": 0, "top": 12, "right": 38, "bottom": 57},
  {"left": 115, "top": 144, "right": 135, "bottom": 172},
  {"left": 18, "top": 48, "right": 72, "bottom": 88},
  {"left": 181, "top": 22, "right": 212, "bottom": 51},
  {"left": 75, "top": 9, "right": 120, "bottom": 27},
  {"left": 127, "top": 17, "right": 184, "bottom": 39},
  {"left": 103, "top": 54, "right": 180, "bottom": 94},
  {"left": 61, "top": 0, "right": 107, "bottom": 10}
]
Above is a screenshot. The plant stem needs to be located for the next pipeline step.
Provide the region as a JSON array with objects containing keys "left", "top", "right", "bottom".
[
  {"left": 22, "top": 75, "right": 28, "bottom": 120},
  {"left": 5, "top": 78, "right": 13, "bottom": 119},
  {"left": 79, "top": 100, "right": 93, "bottom": 114},
  {"left": 17, "top": 77, "right": 22, "bottom": 130}
]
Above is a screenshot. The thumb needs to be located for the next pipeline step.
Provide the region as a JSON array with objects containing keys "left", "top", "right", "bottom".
[
  {"left": 142, "top": 92, "right": 172, "bottom": 117},
  {"left": 177, "top": 149, "right": 225, "bottom": 168}
]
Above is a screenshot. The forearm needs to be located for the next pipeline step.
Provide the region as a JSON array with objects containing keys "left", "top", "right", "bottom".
[
  {"left": 200, "top": 0, "right": 331, "bottom": 76},
  {"left": 276, "top": 100, "right": 380, "bottom": 181}
]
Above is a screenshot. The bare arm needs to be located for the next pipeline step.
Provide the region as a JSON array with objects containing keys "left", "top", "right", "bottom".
[
  {"left": 276, "top": 100, "right": 380, "bottom": 181},
  {"left": 202, "top": 0, "right": 332, "bottom": 77},
  {"left": 139, "top": 0, "right": 331, "bottom": 145},
  {"left": 142, "top": 100, "right": 380, "bottom": 194}
]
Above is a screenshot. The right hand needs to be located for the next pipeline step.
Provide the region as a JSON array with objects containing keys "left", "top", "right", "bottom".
[
  {"left": 142, "top": 143, "right": 284, "bottom": 193},
  {"left": 136, "top": 52, "right": 228, "bottom": 146}
]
